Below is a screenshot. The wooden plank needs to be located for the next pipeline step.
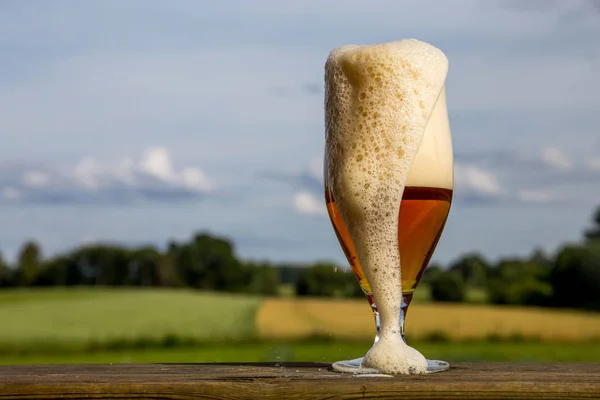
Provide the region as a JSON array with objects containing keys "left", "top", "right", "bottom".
[{"left": 0, "top": 362, "right": 598, "bottom": 399}]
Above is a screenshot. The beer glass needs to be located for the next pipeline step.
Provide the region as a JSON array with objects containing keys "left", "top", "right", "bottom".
[{"left": 324, "top": 40, "right": 453, "bottom": 374}]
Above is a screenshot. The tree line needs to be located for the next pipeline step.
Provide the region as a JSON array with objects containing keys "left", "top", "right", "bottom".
[
  {"left": 423, "top": 206, "right": 600, "bottom": 311},
  {"left": 0, "top": 233, "right": 280, "bottom": 296},
  {"left": 1, "top": 206, "right": 599, "bottom": 311}
]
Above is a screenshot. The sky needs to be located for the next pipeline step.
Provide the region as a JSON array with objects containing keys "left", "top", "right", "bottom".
[{"left": 1, "top": 0, "right": 599, "bottom": 267}]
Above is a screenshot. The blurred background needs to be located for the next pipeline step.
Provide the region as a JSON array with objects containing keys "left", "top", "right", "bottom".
[{"left": 0, "top": 0, "right": 599, "bottom": 365}]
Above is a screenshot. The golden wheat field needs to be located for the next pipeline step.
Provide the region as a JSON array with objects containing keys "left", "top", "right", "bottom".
[{"left": 256, "top": 298, "right": 600, "bottom": 341}]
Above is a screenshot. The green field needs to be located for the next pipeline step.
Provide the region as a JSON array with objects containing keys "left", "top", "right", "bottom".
[
  {"left": 1, "top": 287, "right": 599, "bottom": 365},
  {"left": 0, "top": 287, "right": 261, "bottom": 352}
]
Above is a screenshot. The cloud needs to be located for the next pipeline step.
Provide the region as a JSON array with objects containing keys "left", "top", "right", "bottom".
[
  {"left": 541, "top": 147, "right": 572, "bottom": 170},
  {"left": 293, "top": 192, "right": 326, "bottom": 216},
  {"left": 0, "top": 147, "right": 214, "bottom": 204},
  {"left": 454, "top": 163, "right": 503, "bottom": 197},
  {"left": 259, "top": 159, "right": 327, "bottom": 217},
  {"left": 454, "top": 145, "right": 600, "bottom": 206}
]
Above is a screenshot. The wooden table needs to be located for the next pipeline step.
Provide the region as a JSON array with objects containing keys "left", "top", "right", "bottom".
[{"left": 1, "top": 362, "right": 599, "bottom": 399}]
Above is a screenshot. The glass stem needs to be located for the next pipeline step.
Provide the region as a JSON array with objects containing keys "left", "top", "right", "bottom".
[
  {"left": 370, "top": 292, "right": 413, "bottom": 344},
  {"left": 400, "top": 292, "right": 414, "bottom": 344},
  {"left": 371, "top": 302, "right": 380, "bottom": 344}
]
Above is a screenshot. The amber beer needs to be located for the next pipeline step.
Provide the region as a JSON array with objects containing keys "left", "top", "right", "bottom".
[{"left": 326, "top": 186, "right": 452, "bottom": 296}]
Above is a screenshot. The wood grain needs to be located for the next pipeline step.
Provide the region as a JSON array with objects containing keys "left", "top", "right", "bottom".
[{"left": 0, "top": 362, "right": 599, "bottom": 399}]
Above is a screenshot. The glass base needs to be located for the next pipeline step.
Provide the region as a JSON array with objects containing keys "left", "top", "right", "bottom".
[{"left": 332, "top": 357, "right": 449, "bottom": 376}]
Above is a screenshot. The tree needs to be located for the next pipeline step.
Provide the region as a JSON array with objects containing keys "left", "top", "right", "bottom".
[
  {"left": 69, "top": 245, "right": 132, "bottom": 286},
  {"left": 0, "top": 251, "right": 10, "bottom": 287},
  {"left": 528, "top": 247, "right": 551, "bottom": 268},
  {"left": 448, "top": 253, "right": 490, "bottom": 288},
  {"left": 244, "top": 262, "right": 279, "bottom": 296},
  {"left": 277, "top": 264, "right": 306, "bottom": 286},
  {"left": 487, "top": 259, "right": 552, "bottom": 306},
  {"left": 129, "top": 247, "right": 160, "bottom": 287},
  {"left": 584, "top": 205, "right": 600, "bottom": 242},
  {"left": 296, "top": 263, "right": 361, "bottom": 298},
  {"left": 420, "top": 263, "right": 443, "bottom": 286},
  {"left": 550, "top": 243, "right": 600, "bottom": 310},
  {"left": 36, "top": 255, "right": 80, "bottom": 286},
  {"left": 156, "top": 252, "right": 182, "bottom": 287},
  {"left": 429, "top": 270, "right": 465, "bottom": 302},
  {"left": 17, "top": 241, "right": 42, "bottom": 286},
  {"left": 172, "top": 232, "right": 246, "bottom": 292}
]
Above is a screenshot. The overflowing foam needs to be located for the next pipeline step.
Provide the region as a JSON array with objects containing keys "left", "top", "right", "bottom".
[{"left": 325, "top": 39, "right": 449, "bottom": 374}]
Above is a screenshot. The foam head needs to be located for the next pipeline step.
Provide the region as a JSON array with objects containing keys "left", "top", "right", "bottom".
[{"left": 325, "top": 39, "right": 449, "bottom": 233}]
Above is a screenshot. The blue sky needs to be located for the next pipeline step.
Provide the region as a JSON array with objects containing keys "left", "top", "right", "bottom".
[{"left": 1, "top": 0, "right": 599, "bottom": 266}]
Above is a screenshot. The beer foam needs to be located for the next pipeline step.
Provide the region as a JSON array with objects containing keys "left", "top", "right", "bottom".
[
  {"left": 325, "top": 39, "right": 448, "bottom": 375},
  {"left": 406, "top": 86, "right": 453, "bottom": 190},
  {"left": 363, "top": 336, "right": 428, "bottom": 375}
]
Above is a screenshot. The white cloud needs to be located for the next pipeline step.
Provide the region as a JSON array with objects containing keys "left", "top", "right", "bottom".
[
  {"left": 454, "top": 163, "right": 502, "bottom": 196},
  {"left": 180, "top": 167, "right": 213, "bottom": 192},
  {"left": 542, "top": 147, "right": 572, "bottom": 170},
  {"left": 140, "top": 148, "right": 175, "bottom": 181},
  {"left": 137, "top": 147, "right": 213, "bottom": 191},
  {"left": 0, "top": 147, "right": 214, "bottom": 204},
  {"left": 293, "top": 192, "right": 326, "bottom": 216},
  {"left": 73, "top": 158, "right": 102, "bottom": 189}
]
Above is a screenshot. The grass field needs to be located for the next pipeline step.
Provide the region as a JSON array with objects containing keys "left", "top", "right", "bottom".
[
  {"left": 1, "top": 287, "right": 600, "bottom": 364},
  {"left": 0, "top": 288, "right": 261, "bottom": 351}
]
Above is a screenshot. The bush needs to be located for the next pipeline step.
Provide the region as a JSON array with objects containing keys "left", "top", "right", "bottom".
[{"left": 429, "top": 271, "right": 465, "bottom": 302}]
